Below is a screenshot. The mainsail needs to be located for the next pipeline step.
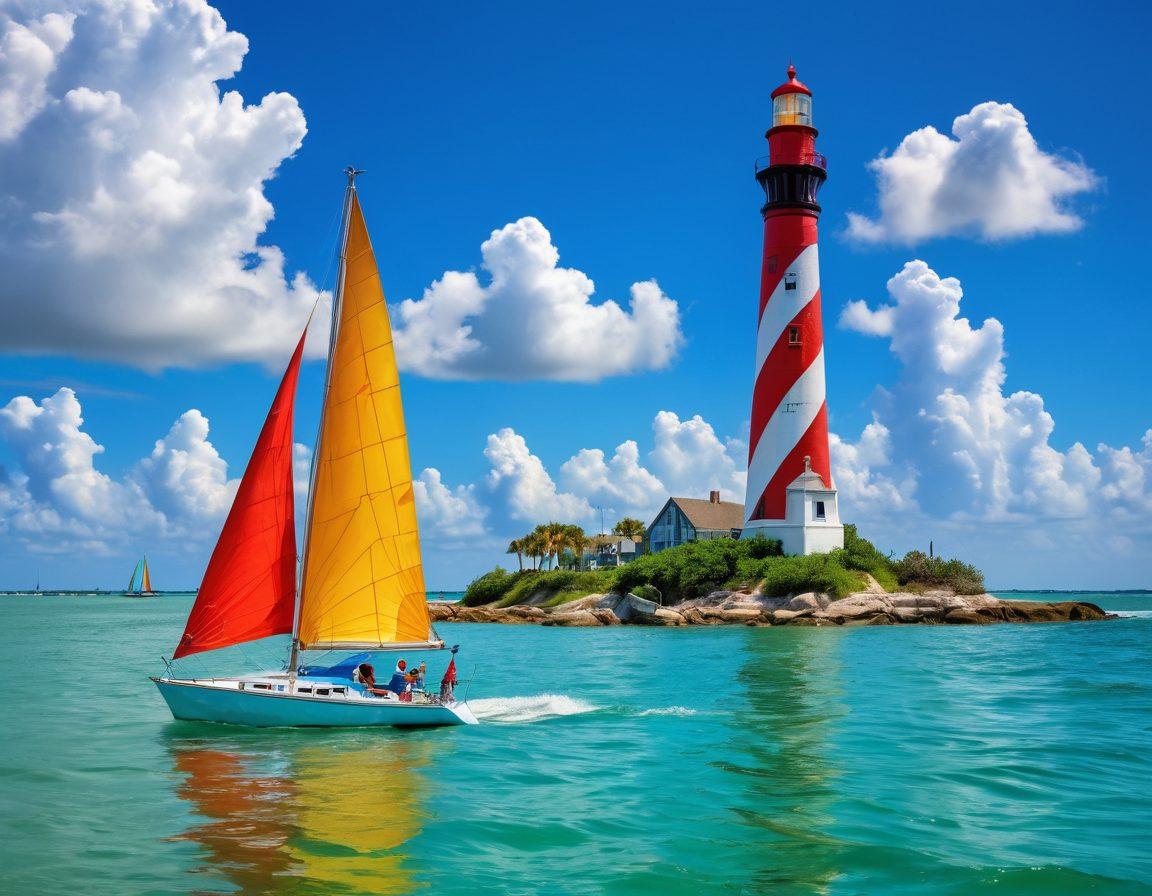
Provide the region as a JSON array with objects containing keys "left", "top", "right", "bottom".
[
  {"left": 173, "top": 330, "right": 308, "bottom": 659},
  {"left": 296, "top": 192, "right": 435, "bottom": 651},
  {"left": 141, "top": 556, "right": 153, "bottom": 593}
]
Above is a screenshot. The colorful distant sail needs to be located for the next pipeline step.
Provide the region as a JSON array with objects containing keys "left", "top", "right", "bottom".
[
  {"left": 296, "top": 195, "right": 434, "bottom": 651},
  {"left": 127, "top": 559, "right": 142, "bottom": 593},
  {"left": 173, "top": 330, "right": 307, "bottom": 659},
  {"left": 141, "top": 556, "right": 153, "bottom": 594}
]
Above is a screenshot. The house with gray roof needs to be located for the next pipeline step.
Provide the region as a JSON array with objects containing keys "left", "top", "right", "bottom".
[{"left": 645, "top": 491, "right": 744, "bottom": 553}]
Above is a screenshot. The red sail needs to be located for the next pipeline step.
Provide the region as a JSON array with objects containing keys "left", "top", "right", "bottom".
[{"left": 173, "top": 331, "right": 307, "bottom": 659}]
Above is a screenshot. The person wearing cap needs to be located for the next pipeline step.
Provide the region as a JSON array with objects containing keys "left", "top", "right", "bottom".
[{"left": 386, "top": 659, "right": 409, "bottom": 695}]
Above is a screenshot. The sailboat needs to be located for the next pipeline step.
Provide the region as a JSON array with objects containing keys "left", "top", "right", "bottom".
[
  {"left": 125, "top": 556, "right": 156, "bottom": 597},
  {"left": 152, "top": 170, "right": 476, "bottom": 728}
]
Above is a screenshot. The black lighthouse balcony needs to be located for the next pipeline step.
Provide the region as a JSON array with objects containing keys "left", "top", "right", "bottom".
[{"left": 755, "top": 153, "right": 827, "bottom": 214}]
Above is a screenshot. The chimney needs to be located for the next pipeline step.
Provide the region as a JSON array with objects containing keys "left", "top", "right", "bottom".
[{"left": 709, "top": 490, "right": 721, "bottom": 504}]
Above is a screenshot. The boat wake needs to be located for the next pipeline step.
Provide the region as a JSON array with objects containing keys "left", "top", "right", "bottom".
[
  {"left": 469, "top": 694, "right": 598, "bottom": 723},
  {"left": 638, "top": 706, "right": 697, "bottom": 717}
]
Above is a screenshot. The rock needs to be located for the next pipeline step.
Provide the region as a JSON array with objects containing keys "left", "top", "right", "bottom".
[
  {"left": 943, "top": 609, "right": 993, "bottom": 625},
  {"left": 715, "top": 608, "right": 764, "bottom": 624},
  {"left": 596, "top": 592, "right": 658, "bottom": 623},
  {"left": 825, "top": 595, "right": 890, "bottom": 619},
  {"left": 891, "top": 607, "right": 943, "bottom": 624},
  {"left": 454, "top": 606, "right": 495, "bottom": 623},
  {"left": 505, "top": 605, "right": 545, "bottom": 619},
  {"left": 772, "top": 608, "right": 814, "bottom": 623},
  {"left": 866, "top": 613, "right": 896, "bottom": 625},
  {"left": 788, "top": 592, "right": 828, "bottom": 612},
  {"left": 427, "top": 602, "right": 458, "bottom": 621},
  {"left": 679, "top": 608, "right": 721, "bottom": 625},
  {"left": 541, "top": 610, "right": 603, "bottom": 627},
  {"left": 632, "top": 608, "right": 685, "bottom": 626},
  {"left": 591, "top": 609, "right": 621, "bottom": 626},
  {"left": 558, "top": 594, "right": 608, "bottom": 613},
  {"left": 860, "top": 573, "right": 888, "bottom": 594},
  {"left": 1068, "top": 602, "right": 1109, "bottom": 621}
]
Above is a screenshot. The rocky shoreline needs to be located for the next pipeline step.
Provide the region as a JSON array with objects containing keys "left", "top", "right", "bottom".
[{"left": 430, "top": 588, "right": 1114, "bottom": 628}]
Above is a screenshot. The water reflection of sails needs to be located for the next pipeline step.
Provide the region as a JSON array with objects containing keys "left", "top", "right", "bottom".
[
  {"left": 166, "top": 733, "right": 436, "bottom": 895},
  {"left": 724, "top": 628, "right": 845, "bottom": 894}
]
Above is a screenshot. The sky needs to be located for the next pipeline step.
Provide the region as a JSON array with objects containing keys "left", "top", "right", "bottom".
[{"left": 0, "top": 0, "right": 1148, "bottom": 590}]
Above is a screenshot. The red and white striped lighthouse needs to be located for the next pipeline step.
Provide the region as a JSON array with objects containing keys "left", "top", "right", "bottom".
[{"left": 742, "top": 65, "right": 843, "bottom": 555}]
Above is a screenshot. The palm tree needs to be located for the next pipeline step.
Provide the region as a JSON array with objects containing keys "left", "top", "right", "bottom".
[
  {"left": 612, "top": 517, "right": 645, "bottom": 538},
  {"left": 538, "top": 522, "right": 569, "bottom": 570},
  {"left": 522, "top": 530, "right": 547, "bottom": 570},
  {"left": 562, "top": 524, "right": 588, "bottom": 570},
  {"left": 506, "top": 538, "right": 524, "bottom": 572}
]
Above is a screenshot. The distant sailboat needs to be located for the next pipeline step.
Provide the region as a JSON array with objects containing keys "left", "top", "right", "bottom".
[
  {"left": 125, "top": 556, "right": 156, "bottom": 597},
  {"left": 152, "top": 170, "right": 475, "bottom": 728}
]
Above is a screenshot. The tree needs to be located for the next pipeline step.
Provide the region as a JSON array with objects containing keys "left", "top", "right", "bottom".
[
  {"left": 522, "top": 529, "right": 547, "bottom": 570},
  {"left": 539, "top": 522, "right": 569, "bottom": 570},
  {"left": 612, "top": 517, "right": 645, "bottom": 538},
  {"left": 506, "top": 539, "right": 524, "bottom": 572},
  {"left": 562, "top": 524, "right": 588, "bottom": 570}
]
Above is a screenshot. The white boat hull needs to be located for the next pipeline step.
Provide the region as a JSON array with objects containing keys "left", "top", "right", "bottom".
[{"left": 152, "top": 676, "right": 477, "bottom": 728}]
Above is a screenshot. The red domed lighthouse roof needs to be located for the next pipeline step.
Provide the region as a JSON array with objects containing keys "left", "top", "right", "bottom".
[{"left": 771, "top": 64, "right": 812, "bottom": 99}]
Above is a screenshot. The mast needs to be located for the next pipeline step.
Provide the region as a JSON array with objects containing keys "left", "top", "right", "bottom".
[{"left": 287, "top": 166, "right": 364, "bottom": 679}]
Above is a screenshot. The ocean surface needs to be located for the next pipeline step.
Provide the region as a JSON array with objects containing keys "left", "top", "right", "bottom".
[{"left": 1, "top": 591, "right": 1149, "bottom": 895}]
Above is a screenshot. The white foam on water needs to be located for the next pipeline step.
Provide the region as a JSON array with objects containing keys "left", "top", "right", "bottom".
[
  {"left": 1113, "top": 610, "right": 1152, "bottom": 619},
  {"left": 638, "top": 706, "right": 697, "bottom": 717},
  {"left": 469, "top": 694, "right": 598, "bottom": 723}
]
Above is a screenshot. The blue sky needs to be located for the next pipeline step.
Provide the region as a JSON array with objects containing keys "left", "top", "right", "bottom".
[{"left": 0, "top": 0, "right": 1148, "bottom": 590}]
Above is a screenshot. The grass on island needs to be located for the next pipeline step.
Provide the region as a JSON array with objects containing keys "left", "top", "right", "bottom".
[{"left": 463, "top": 525, "right": 986, "bottom": 607}]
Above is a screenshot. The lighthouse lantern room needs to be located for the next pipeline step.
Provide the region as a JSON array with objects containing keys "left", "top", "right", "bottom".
[{"left": 742, "top": 65, "right": 844, "bottom": 556}]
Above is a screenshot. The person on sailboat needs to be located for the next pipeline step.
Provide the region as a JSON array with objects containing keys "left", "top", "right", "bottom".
[
  {"left": 354, "top": 662, "right": 397, "bottom": 699},
  {"left": 386, "top": 660, "right": 409, "bottom": 695}
]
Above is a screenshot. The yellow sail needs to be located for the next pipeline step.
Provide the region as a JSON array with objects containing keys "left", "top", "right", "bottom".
[{"left": 296, "top": 193, "right": 435, "bottom": 650}]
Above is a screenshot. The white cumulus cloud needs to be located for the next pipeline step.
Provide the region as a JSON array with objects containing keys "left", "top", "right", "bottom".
[
  {"left": 833, "top": 260, "right": 1150, "bottom": 533},
  {"left": 846, "top": 102, "right": 1097, "bottom": 244},
  {"left": 0, "top": 0, "right": 325, "bottom": 369},
  {"left": 392, "top": 217, "right": 683, "bottom": 382}
]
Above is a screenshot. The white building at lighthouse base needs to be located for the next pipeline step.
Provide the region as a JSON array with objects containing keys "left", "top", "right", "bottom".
[{"left": 741, "top": 457, "right": 844, "bottom": 556}]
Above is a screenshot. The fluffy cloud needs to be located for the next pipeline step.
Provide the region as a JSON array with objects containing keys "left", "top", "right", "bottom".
[
  {"left": 832, "top": 261, "right": 1150, "bottom": 537},
  {"left": 392, "top": 217, "right": 683, "bottom": 381},
  {"left": 413, "top": 468, "right": 487, "bottom": 539},
  {"left": 846, "top": 102, "right": 1097, "bottom": 244},
  {"left": 483, "top": 428, "right": 593, "bottom": 525},
  {"left": 0, "top": 0, "right": 324, "bottom": 369},
  {"left": 420, "top": 411, "right": 748, "bottom": 542}
]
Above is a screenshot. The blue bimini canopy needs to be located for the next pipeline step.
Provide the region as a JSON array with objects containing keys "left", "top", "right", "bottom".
[{"left": 299, "top": 652, "right": 375, "bottom": 681}]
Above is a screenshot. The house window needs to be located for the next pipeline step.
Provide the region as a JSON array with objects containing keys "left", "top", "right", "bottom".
[
  {"left": 814, "top": 500, "right": 826, "bottom": 520},
  {"left": 788, "top": 326, "right": 801, "bottom": 345},
  {"left": 784, "top": 272, "right": 797, "bottom": 291}
]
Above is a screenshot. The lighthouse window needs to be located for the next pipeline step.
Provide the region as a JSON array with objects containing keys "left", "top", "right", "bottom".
[
  {"left": 773, "top": 93, "right": 812, "bottom": 128},
  {"left": 814, "top": 500, "right": 826, "bottom": 520},
  {"left": 767, "top": 255, "right": 778, "bottom": 274},
  {"left": 784, "top": 272, "right": 797, "bottom": 291},
  {"left": 788, "top": 326, "right": 801, "bottom": 345}
]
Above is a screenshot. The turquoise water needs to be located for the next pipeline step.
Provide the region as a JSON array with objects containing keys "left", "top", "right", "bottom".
[{"left": 1, "top": 592, "right": 1149, "bottom": 895}]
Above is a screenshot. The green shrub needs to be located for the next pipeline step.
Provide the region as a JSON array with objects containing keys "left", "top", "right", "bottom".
[
  {"left": 462, "top": 567, "right": 517, "bottom": 606},
  {"left": 616, "top": 538, "right": 745, "bottom": 603},
  {"left": 893, "top": 550, "right": 985, "bottom": 595},
  {"left": 500, "top": 568, "right": 621, "bottom": 607},
  {"left": 746, "top": 534, "right": 783, "bottom": 559},
  {"left": 739, "top": 553, "right": 860, "bottom": 600},
  {"left": 630, "top": 583, "right": 662, "bottom": 604}
]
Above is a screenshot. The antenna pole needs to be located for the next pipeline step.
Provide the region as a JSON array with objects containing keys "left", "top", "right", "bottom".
[{"left": 288, "top": 166, "right": 363, "bottom": 682}]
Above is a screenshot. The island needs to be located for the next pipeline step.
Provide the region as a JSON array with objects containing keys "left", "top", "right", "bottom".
[{"left": 432, "top": 526, "right": 1113, "bottom": 627}]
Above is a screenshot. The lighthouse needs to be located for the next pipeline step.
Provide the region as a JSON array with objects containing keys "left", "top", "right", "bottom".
[{"left": 742, "top": 65, "right": 844, "bottom": 555}]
